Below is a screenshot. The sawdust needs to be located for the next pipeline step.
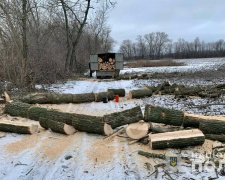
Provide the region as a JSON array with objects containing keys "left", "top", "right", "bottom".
[
  {"left": 4, "top": 133, "right": 41, "bottom": 154},
  {"left": 35, "top": 131, "right": 75, "bottom": 159},
  {"left": 86, "top": 138, "right": 115, "bottom": 164}
]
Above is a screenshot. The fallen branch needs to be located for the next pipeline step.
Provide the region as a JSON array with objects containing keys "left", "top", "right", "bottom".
[
  {"left": 103, "top": 127, "right": 125, "bottom": 139},
  {"left": 138, "top": 150, "right": 166, "bottom": 160}
]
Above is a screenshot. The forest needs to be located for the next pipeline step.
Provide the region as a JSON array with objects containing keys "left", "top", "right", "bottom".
[{"left": 0, "top": 0, "right": 115, "bottom": 88}]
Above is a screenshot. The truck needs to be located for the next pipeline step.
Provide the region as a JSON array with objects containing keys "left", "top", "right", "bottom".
[{"left": 89, "top": 53, "right": 123, "bottom": 79}]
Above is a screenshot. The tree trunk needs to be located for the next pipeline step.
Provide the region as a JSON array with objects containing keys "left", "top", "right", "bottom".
[
  {"left": 104, "top": 106, "right": 143, "bottom": 129},
  {"left": 39, "top": 117, "right": 48, "bottom": 129},
  {"left": 128, "top": 89, "right": 152, "bottom": 99},
  {"left": 48, "top": 119, "right": 76, "bottom": 135},
  {"left": 199, "top": 116, "right": 225, "bottom": 134},
  {"left": 126, "top": 121, "right": 150, "bottom": 140},
  {"left": 144, "top": 105, "right": 184, "bottom": 126},
  {"left": 183, "top": 113, "right": 201, "bottom": 128},
  {"left": 149, "top": 122, "right": 182, "bottom": 133},
  {"left": 5, "top": 102, "right": 32, "bottom": 118},
  {"left": 205, "top": 134, "right": 225, "bottom": 142},
  {"left": 107, "top": 89, "right": 125, "bottom": 97},
  {"left": 94, "top": 91, "right": 114, "bottom": 102},
  {"left": 0, "top": 120, "right": 38, "bottom": 134},
  {"left": 28, "top": 106, "right": 47, "bottom": 121},
  {"left": 72, "top": 114, "right": 113, "bottom": 135},
  {"left": 22, "top": 93, "right": 95, "bottom": 104},
  {"left": 149, "top": 129, "right": 205, "bottom": 149}
]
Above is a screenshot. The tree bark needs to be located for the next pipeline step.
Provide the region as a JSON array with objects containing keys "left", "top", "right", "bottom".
[
  {"left": 104, "top": 106, "right": 143, "bottom": 129},
  {"left": 48, "top": 119, "right": 76, "bottom": 135},
  {"left": 144, "top": 105, "right": 184, "bottom": 126},
  {"left": 72, "top": 114, "right": 113, "bottom": 135},
  {"left": 5, "top": 102, "right": 32, "bottom": 118},
  {"left": 183, "top": 113, "right": 201, "bottom": 128},
  {"left": 205, "top": 134, "right": 225, "bottom": 142},
  {"left": 0, "top": 120, "right": 38, "bottom": 134},
  {"left": 129, "top": 89, "right": 152, "bottom": 99},
  {"left": 149, "top": 122, "right": 182, "bottom": 133},
  {"left": 149, "top": 129, "right": 205, "bottom": 149},
  {"left": 22, "top": 93, "right": 95, "bottom": 104},
  {"left": 199, "top": 116, "right": 225, "bottom": 134},
  {"left": 94, "top": 91, "right": 114, "bottom": 102},
  {"left": 107, "top": 89, "right": 125, "bottom": 97},
  {"left": 39, "top": 117, "right": 48, "bottom": 130}
]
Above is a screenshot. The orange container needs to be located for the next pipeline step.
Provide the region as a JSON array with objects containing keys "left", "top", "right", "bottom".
[{"left": 115, "top": 94, "right": 119, "bottom": 102}]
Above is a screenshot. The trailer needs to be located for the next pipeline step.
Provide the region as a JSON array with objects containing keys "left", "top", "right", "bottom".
[{"left": 89, "top": 53, "right": 123, "bottom": 79}]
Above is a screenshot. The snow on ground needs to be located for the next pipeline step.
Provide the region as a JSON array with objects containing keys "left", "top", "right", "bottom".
[
  {"left": 121, "top": 57, "right": 225, "bottom": 74},
  {"left": 1, "top": 57, "right": 225, "bottom": 180}
]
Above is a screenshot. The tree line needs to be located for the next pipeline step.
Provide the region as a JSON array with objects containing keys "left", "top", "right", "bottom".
[
  {"left": 119, "top": 32, "right": 225, "bottom": 60},
  {"left": 0, "top": 0, "right": 115, "bottom": 89}
]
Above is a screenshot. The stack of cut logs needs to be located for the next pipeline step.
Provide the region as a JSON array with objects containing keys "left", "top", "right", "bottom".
[{"left": 98, "top": 57, "right": 116, "bottom": 70}]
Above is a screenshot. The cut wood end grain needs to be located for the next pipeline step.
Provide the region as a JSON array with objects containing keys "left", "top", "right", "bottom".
[
  {"left": 126, "top": 121, "right": 150, "bottom": 140},
  {"left": 104, "top": 123, "right": 114, "bottom": 136},
  {"left": 64, "top": 124, "right": 76, "bottom": 135}
]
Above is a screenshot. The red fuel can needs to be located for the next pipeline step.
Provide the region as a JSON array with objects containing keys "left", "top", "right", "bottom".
[{"left": 115, "top": 94, "right": 119, "bottom": 102}]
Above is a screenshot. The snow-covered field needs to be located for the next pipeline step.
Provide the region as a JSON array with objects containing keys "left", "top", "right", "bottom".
[{"left": 1, "top": 57, "right": 225, "bottom": 180}]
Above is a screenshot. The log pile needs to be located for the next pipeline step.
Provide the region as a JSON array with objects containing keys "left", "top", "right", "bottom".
[
  {"left": 148, "top": 129, "right": 205, "bottom": 149},
  {"left": 4, "top": 102, "right": 143, "bottom": 135},
  {"left": 98, "top": 57, "right": 115, "bottom": 70}
]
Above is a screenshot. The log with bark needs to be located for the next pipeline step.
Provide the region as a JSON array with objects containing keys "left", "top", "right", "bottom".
[
  {"left": 149, "top": 129, "right": 205, "bottom": 149},
  {"left": 28, "top": 106, "right": 47, "bottom": 121},
  {"left": 183, "top": 113, "right": 201, "bottom": 128},
  {"left": 128, "top": 89, "right": 152, "bottom": 99},
  {"left": 0, "top": 120, "right": 38, "bottom": 134},
  {"left": 22, "top": 93, "right": 95, "bottom": 104},
  {"left": 5, "top": 102, "right": 32, "bottom": 118},
  {"left": 149, "top": 122, "right": 182, "bottom": 133},
  {"left": 154, "top": 81, "right": 171, "bottom": 94},
  {"left": 48, "top": 119, "right": 76, "bottom": 135},
  {"left": 205, "top": 134, "right": 225, "bottom": 142},
  {"left": 39, "top": 117, "right": 48, "bottom": 129},
  {"left": 94, "top": 91, "right": 114, "bottom": 102},
  {"left": 72, "top": 114, "right": 113, "bottom": 135},
  {"left": 107, "top": 89, "right": 125, "bottom": 97},
  {"left": 199, "top": 116, "right": 225, "bottom": 134},
  {"left": 126, "top": 120, "right": 150, "bottom": 139},
  {"left": 144, "top": 105, "right": 184, "bottom": 126},
  {"left": 104, "top": 106, "right": 143, "bottom": 128}
]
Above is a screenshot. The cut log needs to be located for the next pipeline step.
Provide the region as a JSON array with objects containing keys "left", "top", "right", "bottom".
[
  {"left": 48, "top": 120, "right": 76, "bottom": 135},
  {"left": 28, "top": 106, "right": 47, "bottom": 121},
  {"left": 126, "top": 121, "right": 150, "bottom": 139},
  {"left": 107, "top": 88, "right": 125, "bottom": 97},
  {"left": 0, "top": 98, "right": 5, "bottom": 104},
  {"left": 205, "top": 134, "right": 225, "bottom": 142},
  {"left": 45, "top": 110, "right": 74, "bottom": 125},
  {"left": 154, "top": 81, "right": 171, "bottom": 94},
  {"left": 149, "top": 122, "right": 181, "bottom": 133},
  {"left": 199, "top": 116, "right": 225, "bottom": 134},
  {"left": 94, "top": 91, "right": 114, "bottom": 102},
  {"left": 0, "top": 120, "right": 38, "bottom": 134},
  {"left": 22, "top": 93, "right": 95, "bottom": 104},
  {"left": 183, "top": 113, "right": 201, "bottom": 128},
  {"left": 149, "top": 129, "right": 205, "bottom": 149},
  {"left": 129, "top": 89, "right": 152, "bottom": 99},
  {"left": 72, "top": 114, "right": 113, "bottom": 135},
  {"left": 4, "top": 91, "right": 11, "bottom": 102},
  {"left": 144, "top": 105, "right": 184, "bottom": 126},
  {"left": 72, "top": 93, "right": 95, "bottom": 103},
  {"left": 5, "top": 102, "right": 32, "bottom": 118},
  {"left": 39, "top": 117, "right": 48, "bottom": 129},
  {"left": 104, "top": 106, "right": 143, "bottom": 129}
]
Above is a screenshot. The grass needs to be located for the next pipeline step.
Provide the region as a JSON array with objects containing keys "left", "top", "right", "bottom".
[{"left": 125, "top": 59, "right": 186, "bottom": 68}]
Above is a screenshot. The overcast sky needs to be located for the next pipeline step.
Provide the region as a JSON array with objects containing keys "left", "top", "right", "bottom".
[{"left": 108, "top": 0, "right": 225, "bottom": 51}]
